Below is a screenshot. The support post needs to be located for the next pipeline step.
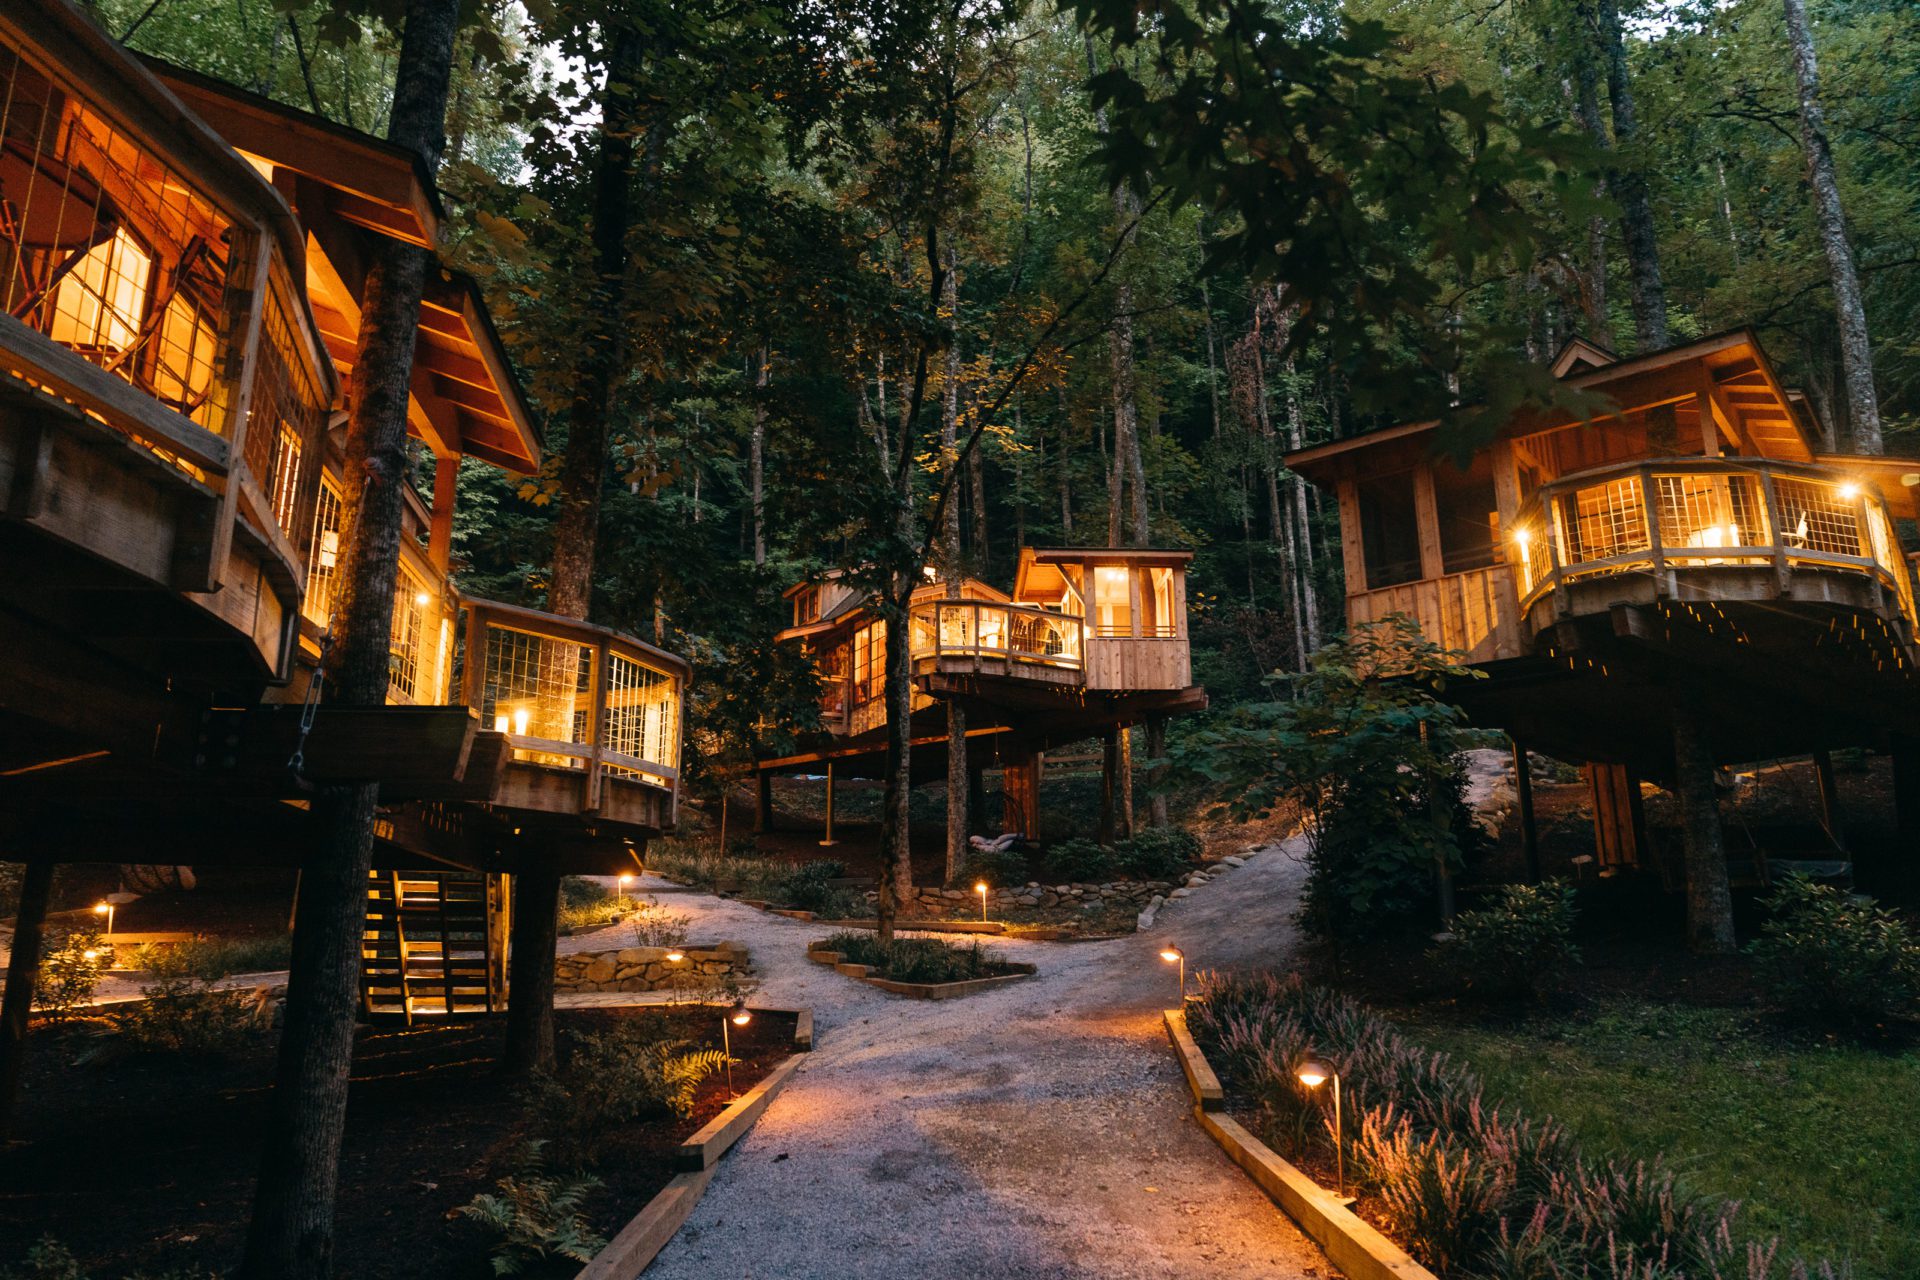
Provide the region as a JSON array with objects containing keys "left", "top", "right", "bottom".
[
  {"left": 1812, "top": 748, "right": 1847, "bottom": 853},
  {"left": 1117, "top": 726, "right": 1135, "bottom": 841},
  {"left": 1098, "top": 729, "right": 1119, "bottom": 846},
  {"left": 1671, "top": 695, "right": 1737, "bottom": 954},
  {"left": 0, "top": 858, "right": 54, "bottom": 1140},
  {"left": 945, "top": 702, "right": 968, "bottom": 886},
  {"left": 1512, "top": 739, "right": 1541, "bottom": 883},
  {"left": 1145, "top": 715, "right": 1169, "bottom": 829},
  {"left": 501, "top": 859, "right": 561, "bottom": 1077},
  {"left": 818, "top": 764, "right": 837, "bottom": 848},
  {"left": 755, "top": 770, "right": 774, "bottom": 835},
  {"left": 1001, "top": 749, "right": 1040, "bottom": 840}
]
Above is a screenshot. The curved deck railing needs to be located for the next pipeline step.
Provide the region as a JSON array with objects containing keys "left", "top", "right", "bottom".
[
  {"left": 907, "top": 599, "right": 1085, "bottom": 672},
  {"left": 458, "top": 596, "right": 687, "bottom": 802},
  {"left": 1510, "top": 457, "right": 1917, "bottom": 627}
]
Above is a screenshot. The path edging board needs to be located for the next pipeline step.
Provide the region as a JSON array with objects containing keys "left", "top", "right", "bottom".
[
  {"left": 1165, "top": 1009, "right": 1439, "bottom": 1280},
  {"left": 574, "top": 1006, "right": 810, "bottom": 1278}
]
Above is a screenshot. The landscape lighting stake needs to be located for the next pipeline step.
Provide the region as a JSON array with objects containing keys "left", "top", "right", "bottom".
[
  {"left": 93, "top": 900, "right": 113, "bottom": 941},
  {"left": 1297, "top": 1058, "right": 1344, "bottom": 1198},
  {"left": 723, "top": 1000, "right": 752, "bottom": 1097},
  {"left": 1159, "top": 945, "right": 1185, "bottom": 1001},
  {"left": 617, "top": 873, "right": 633, "bottom": 910},
  {"left": 975, "top": 881, "right": 989, "bottom": 923}
]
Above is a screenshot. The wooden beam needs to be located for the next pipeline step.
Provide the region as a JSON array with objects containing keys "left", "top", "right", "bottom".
[
  {"left": 1412, "top": 464, "right": 1445, "bottom": 580},
  {"left": 1336, "top": 479, "right": 1367, "bottom": 593},
  {"left": 428, "top": 453, "right": 457, "bottom": 573}
]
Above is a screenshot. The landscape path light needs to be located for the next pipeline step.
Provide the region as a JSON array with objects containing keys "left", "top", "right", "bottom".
[
  {"left": 1159, "top": 944, "right": 1185, "bottom": 1001},
  {"left": 975, "top": 881, "right": 990, "bottom": 923},
  {"left": 723, "top": 1000, "right": 752, "bottom": 1097},
  {"left": 1296, "top": 1057, "right": 1345, "bottom": 1198},
  {"left": 93, "top": 900, "right": 113, "bottom": 941},
  {"left": 617, "top": 873, "right": 634, "bottom": 910}
]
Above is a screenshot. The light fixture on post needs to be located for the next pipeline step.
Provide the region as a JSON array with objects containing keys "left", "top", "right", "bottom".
[
  {"left": 1159, "top": 944, "right": 1185, "bottom": 1002},
  {"left": 1296, "top": 1057, "right": 1345, "bottom": 1198},
  {"left": 93, "top": 899, "right": 114, "bottom": 941},
  {"left": 617, "top": 873, "right": 634, "bottom": 910},
  {"left": 975, "top": 881, "right": 990, "bottom": 923},
  {"left": 723, "top": 1000, "right": 752, "bottom": 1097}
]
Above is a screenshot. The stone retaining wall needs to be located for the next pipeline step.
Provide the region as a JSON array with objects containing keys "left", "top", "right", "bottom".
[
  {"left": 554, "top": 943, "right": 751, "bottom": 993},
  {"left": 895, "top": 880, "right": 1175, "bottom": 915}
]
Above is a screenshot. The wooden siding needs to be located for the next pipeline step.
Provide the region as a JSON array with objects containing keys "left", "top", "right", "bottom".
[
  {"left": 1346, "top": 564, "right": 1526, "bottom": 663},
  {"left": 1086, "top": 637, "right": 1190, "bottom": 691}
]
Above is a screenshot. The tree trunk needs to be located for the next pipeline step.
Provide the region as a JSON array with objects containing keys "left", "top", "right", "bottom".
[
  {"left": 876, "top": 589, "right": 915, "bottom": 941},
  {"left": 750, "top": 345, "right": 770, "bottom": 563},
  {"left": 1117, "top": 726, "right": 1134, "bottom": 840},
  {"left": 1097, "top": 729, "right": 1119, "bottom": 846},
  {"left": 500, "top": 865, "right": 560, "bottom": 1075},
  {"left": 0, "top": 858, "right": 54, "bottom": 1141},
  {"left": 1145, "top": 716, "right": 1169, "bottom": 828},
  {"left": 939, "top": 252, "right": 968, "bottom": 887},
  {"left": 244, "top": 4, "right": 457, "bottom": 1273},
  {"left": 1595, "top": 0, "right": 1668, "bottom": 350},
  {"left": 1671, "top": 697, "right": 1736, "bottom": 954},
  {"left": 1782, "top": 0, "right": 1882, "bottom": 452},
  {"left": 1571, "top": 3, "right": 1611, "bottom": 343}
]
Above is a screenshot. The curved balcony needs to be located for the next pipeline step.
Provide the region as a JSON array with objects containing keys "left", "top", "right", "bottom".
[
  {"left": 458, "top": 597, "right": 687, "bottom": 835},
  {"left": 1509, "top": 458, "right": 1917, "bottom": 636},
  {"left": 907, "top": 599, "right": 1085, "bottom": 687}
]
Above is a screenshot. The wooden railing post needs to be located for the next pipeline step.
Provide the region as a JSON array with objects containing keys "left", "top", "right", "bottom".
[
  {"left": 585, "top": 638, "right": 609, "bottom": 813},
  {"left": 1640, "top": 466, "right": 1665, "bottom": 595},
  {"left": 1758, "top": 468, "right": 1790, "bottom": 594},
  {"left": 462, "top": 604, "right": 486, "bottom": 713}
]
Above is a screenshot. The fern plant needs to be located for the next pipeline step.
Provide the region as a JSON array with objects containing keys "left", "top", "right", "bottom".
[
  {"left": 457, "top": 1144, "right": 606, "bottom": 1276},
  {"left": 652, "top": 1045, "right": 730, "bottom": 1119}
]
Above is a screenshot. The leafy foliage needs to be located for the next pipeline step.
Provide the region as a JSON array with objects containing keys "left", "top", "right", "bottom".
[
  {"left": 1042, "top": 829, "right": 1198, "bottom": 882},
  {"left": 33, "top": 929, "right": 107, "bottom": 1024},
  {"left": 528, "top": 1021, "right": 729, "bottom": 1166},
  {"left": 457, "top": 1144, "right": 606, "bottom": 1277},
  {"left": 1439, "top": 882, "right": 1582, "bottom": 1003},
  {"left": 1750, "top": 875, "right": 1920, "bottom": 1030},
  {"left": 817, "top": 931, "right": 1005, "bottom": 984},
  {"left": 1042, "top": 838, "right": 1117, "bottom": 884},
  {"left": 1175, "top": 617, "right": 1483, "bottom": 938},
  {"left": 116, "top": 946, "right": 265, "bottom": 1056},
  {"left": 956, "top": 844, "right": 1028, "bottom": 890}
]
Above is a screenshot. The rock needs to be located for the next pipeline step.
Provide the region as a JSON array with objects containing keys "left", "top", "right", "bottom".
[
  {"left": 1169, "top": 887, "right": 1192, "bottom": 899},
  {"left": 1136, "top": 906, "right": 1158, "bottom": 929},
  {"left": 584, "top": 954, "right": 618, "bottom": 984},
  {"left": 1148, "top": 894, "right": 1165, "bottom": 908},
  {"left": 1221, "top": 855, "right": 1246, "bottom": 868}
]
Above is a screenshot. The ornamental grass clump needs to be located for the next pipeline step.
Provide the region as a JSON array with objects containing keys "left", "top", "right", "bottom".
[
  {"left": 817, "top": 931, "right": 1002, "bottom": 983},
  {"left": 1185, "top": 971, "right": 1843, "bottom": 1279}
]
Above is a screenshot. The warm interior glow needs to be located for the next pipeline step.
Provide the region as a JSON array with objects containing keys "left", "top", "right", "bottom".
[
  {"left": 493, "top": 713, "right": 509, "bottom": 734},
  {"left": 512, "top": 706, "right": 531, "bottom": 736},
  {"left": 414, "top": 590, "right": 432, "bottom": 607},
  {"left": 1513, "top": 528, "right": 1530, "bottom": 547},
  {"left": 1838, "top": 482, "right": 1861, "bottom": 501}
]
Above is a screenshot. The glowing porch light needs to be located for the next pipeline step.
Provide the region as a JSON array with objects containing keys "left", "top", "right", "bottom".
[
  {"left": 1839, "top": 482, "right": 1861, "bottom": 501},
  {"left": 414, "top": 590, "right": 432, "bottom": 607},
  {"left": 513, "top": 706, "right": 531, "bottom": 736},
  {"left": 723, "top": 1000, "right": 752, "bottom": 1097},
  {"left": 493, "top": 713, "right": 509, "bottom": 734}
]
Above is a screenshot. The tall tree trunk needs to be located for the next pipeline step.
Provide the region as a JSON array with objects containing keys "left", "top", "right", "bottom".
[
  {"left": 1672, "top": 696, "right": 1736, "bottom": 954},
  {"left": 1145, "top": 716, "right": 1169, "bottom": 828},
  {"left": 1595, "top": 0, "right": 1668, "bottom": 350},
  {"left": 1570, "top": 5, "right": 1612, "bottom": 344},
  {"left": 1782, "top": 0, "right": 1882, "bottom": 452},
  {"left": 940, "top": 254, "right": 968, "bottom": 888},
  {"left": 1087, "top": 38, "right": 1147, "bottom": 548},
  {"left": 244, "top": 4, "right": 458, "bottom": 1274},
  {"left": 750, "top": 345, "right": 770, "bottom": 563},
  {"left": 877, "top": 580, "right": 916, "bottom": 941}
]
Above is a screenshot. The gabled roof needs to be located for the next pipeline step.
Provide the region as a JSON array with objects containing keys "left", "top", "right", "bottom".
[
  {"left": 142, "top": 58, "right": 541, "bottom": 475},
  {"left": 1285, "top": 329, "right": 1821, "bottom": 483}
]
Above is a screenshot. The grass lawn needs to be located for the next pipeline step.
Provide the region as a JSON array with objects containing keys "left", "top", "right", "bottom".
[{"left": 1401, "top": 1001, "right": 1920, "bottom": 1278}]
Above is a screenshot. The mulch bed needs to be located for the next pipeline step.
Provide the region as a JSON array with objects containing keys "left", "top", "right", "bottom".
[{"left": 0, "top": 1005, "right": 796, "bottom": 1278}]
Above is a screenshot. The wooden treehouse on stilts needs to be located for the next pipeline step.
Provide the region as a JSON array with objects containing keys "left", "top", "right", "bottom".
[
  {"left": 0, "top": 3, "right": 686, "bottom": 1044},
  {"left": 760, "top": 548, "right": 1207, "bottom": 845},
  {"left": 1286, "top": 331, "right": 1920, "bottom": 894}
]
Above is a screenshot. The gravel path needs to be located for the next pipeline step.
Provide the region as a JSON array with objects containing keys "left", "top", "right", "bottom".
[{"left": 625, "top": 838, "right": 1333, "bottom": 1280}]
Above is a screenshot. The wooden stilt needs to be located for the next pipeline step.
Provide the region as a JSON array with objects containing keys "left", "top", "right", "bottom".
[
  {"left": 0, "top": 858, "right": 55, "bottom": 1140},
  {"left": 1117, "top": 726, "right": 1135, "bottom": 841},
  {"left": 1813, "top": 748, "right": 1847, "bottom": 853},
  {"left": 1672, "top": 696, "right": 1736, "bottom": 954},
  {"left": 1145, "top": 715, "right": 1169, "bottom": 829},
  {"left": 945, "top": 702, "right": 968, "bottom": 886},
  {"left": 818, "top": 764, "right": 838, "bottom": 848},
  {"left": 755, "top": 771, "right": 775, "bottom": 834},
  {"left": 1098, "top": 730, "right": 1119, "bottom": 846},
  {"left": 1512, "top": 739, "right": 1541, "bottom": 882},
  {"left": 1001, "top": 750, "right": 1041, "bottom": 839}
]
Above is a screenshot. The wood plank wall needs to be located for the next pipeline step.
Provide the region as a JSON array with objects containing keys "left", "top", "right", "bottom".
[{"left": 1344, "top": 564, "right": 1526, "bottom": 663}]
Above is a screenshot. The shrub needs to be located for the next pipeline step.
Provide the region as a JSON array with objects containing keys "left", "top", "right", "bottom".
[
  {"left": 0, "top": 1235, "right": 218, "bottom": 1279},
  {"left": 115, "top": 946, "right": 262, "bottom": 1056},
  {"left": 528, "top": 1021, "right": 729, "bottom": 1165},
  {"left": 457, "top": 1144, "right": 606, "bottom": 1276},
  {"left": 625, "top": 896, "right": 691, "bottom": 949},
  {"left": 1185, "top": 971, "right": 1839, "bottom": 1279},
  {"left": 34, "top": 929, "right": 108, "bottom": 1024},
  {"left": 557, "top": 878, "right": 629, "bottom": 932},
  {"left": 1042, "top": 838, "right": 1116, "bottom": 883},
  {"left": 817, "top": 931, "right": 1002, "bottom": 983},
  {"left": 1750, "top": 875, "right": 1920, "bottom": 1028},
  {"left": 1113, "top": 827, "right": 1200, "bottom": 879},
  {"left": 781, "top": 861, "right": 851, "bottom": 913},
  {"left": 165, "top": 934, "right": 291, "bottom": 980},
  {"left": 1439, "top": 881, "right": 1581, "bottom": 1002},
  {"left": 957, "top": 844, "right": 1027, "bottom": 889}
]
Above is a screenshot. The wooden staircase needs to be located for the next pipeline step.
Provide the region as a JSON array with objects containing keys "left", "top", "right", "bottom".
[{"left": 361, "top": 870, "right": 509, "bottom": 1021}]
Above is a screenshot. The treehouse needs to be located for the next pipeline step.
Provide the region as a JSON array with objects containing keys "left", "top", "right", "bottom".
[
  {"left": 0, "top": 3, "right": 687, "bottom": 1022},
  {"left": 763, "top": 548, "right": 1206, "bottom": 840},
  {"left": 1286, "top": 330, "right": 1920, "bottom": 877}
]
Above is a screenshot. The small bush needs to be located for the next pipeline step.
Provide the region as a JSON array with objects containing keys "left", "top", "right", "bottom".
[
  {"left": 556, "top": 878, "right": 629, "bottom": 932},
  {"left": 528, "top": 1022, "right": 729, "bottom": 1165},
  {"left": 116, "top": 946, "right": 262, "bottom": 1056},
  {"left": 0, "top": 1234, "right": 219, "bottom": 1280},
  {"left": 1042, "top": 837, "right": 1117, "bottom": 882},
  {"left": 625, "top": 896, "right": 690, "bottom": 949},
  {"left": 1113, "top": 827, "right": 1200, "bottom": 879},
  {"left": 781, "top": 861, "right": 850, "bottom": 913},
  {"left": 818, "top": 931, "right": 1003, "bottom": 983},
  {"left": 1439, "top": 881, "right": 1581, "bottom": 1002},
  {"left": 167, "top": 935, "right": 291, "bottom": 980},
  {"left": 1750, "top": 875, "right": 1920, "bottom": 1029},
  {"left": 34, "top": 929, "right": 108, "bottom": 1024},
  {"left": 957, "top": 844, "right": 1027, "bottom": 889},
  {"left": 457, "top": 1144, "right": 606, "bottom": 1276}
]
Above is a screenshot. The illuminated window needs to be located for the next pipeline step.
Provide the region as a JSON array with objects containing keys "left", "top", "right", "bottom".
[
  {"left": 389, "top": 565, "right": 427, "bottom": 702},
  {"left": 1140, "top": 567, "right": 1176, "bottom": 637},
  {"left": 47, "top": 228, "right": 152, "bottom": 356},
  {"left": 303, "top": 473, "right": 343, "bottom": 627},
  {"left": 853, "top": 621, "right": 887, "bottom": 703},
  {"left": 152, "top": 293, "right": 219, "bottom": 426},
  {"left": 1093, "top": 565, "right": 1133, "bottom": 637},
  {"left": 268, "top": 421, "right": 303, "bottom": 532}
]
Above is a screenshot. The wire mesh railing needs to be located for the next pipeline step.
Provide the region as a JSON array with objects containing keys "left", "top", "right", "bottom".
[
  {"left": 907, "top": 599, "right": 1084, "bottom": 671},
  {"left": 1510, "top": 459, "right": 1915, "bottom": 627}
]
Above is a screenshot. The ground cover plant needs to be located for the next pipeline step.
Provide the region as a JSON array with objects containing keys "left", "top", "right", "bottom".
[
  {"left": 816, "top": 930, "right": 1011, "bottom": 984},
  {"left": 1436, "top": 881, "right": 1582, "bottom": 1003},
  {"left": 1748, "top": 874, "right": 1920, "bottom": 1031},
  {"left": 1040, "top": 828, "right": 1199, "bottom": 883},
  {"left": 1187, "top": 970, "right": 1849, "bottom": 1279},
  {"left": 648, "top": 845, "right": 860, "bottom": 916}
]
